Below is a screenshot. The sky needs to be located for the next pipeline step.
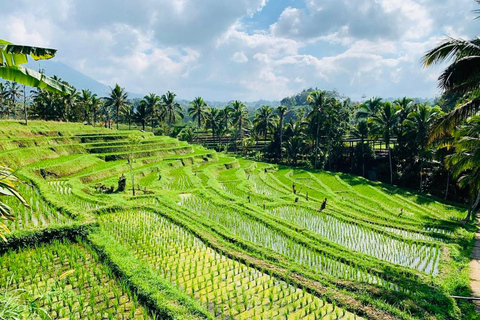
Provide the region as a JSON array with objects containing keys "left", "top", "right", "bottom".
[{"left": 2, "top": 0, "right": 479, "bottom": 102}]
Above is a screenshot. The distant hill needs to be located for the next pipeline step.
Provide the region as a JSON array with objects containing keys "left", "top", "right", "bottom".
[
  {"left": 25, "top": 60, "right": 110, "bottom": 96},
  {"left": 21, "top": 60, "right": 279, "bottom": 106},
  {"left": 25, "top": 60, "right": 144, "bottom": 98}
]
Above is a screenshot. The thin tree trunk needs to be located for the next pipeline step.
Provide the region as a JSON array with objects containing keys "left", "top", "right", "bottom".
[{"left": 116, "top": 106, "right": 119, "bottom": 130}]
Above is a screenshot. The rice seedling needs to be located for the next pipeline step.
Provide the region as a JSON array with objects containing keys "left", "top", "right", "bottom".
[
  {"left": 98, "top": 210, "right": 363, "bottom": 320},
  {"left": 0, "top": 240, "right": 152, "bottom": 319}
]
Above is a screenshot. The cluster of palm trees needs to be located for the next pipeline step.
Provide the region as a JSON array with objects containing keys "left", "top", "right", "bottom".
[
  {"left": 9, "top": 82, "right": 183, "bottom": 132},
  {"left": 184, "top": 92, "right": 350, "bottom": 168},
  {"left": 354, "top": 97, "right": 441, "bottom": 187},
  {"left": 0, "top": 82, "right": 24, "bottom": 120}
]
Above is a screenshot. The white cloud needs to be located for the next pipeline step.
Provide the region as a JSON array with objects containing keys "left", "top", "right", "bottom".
[
  {"left": 231, "top": 51, "right": 249, "bottom": 63},
  {"left": 0, "top": 0, "right": 479, "bottom": 101}
]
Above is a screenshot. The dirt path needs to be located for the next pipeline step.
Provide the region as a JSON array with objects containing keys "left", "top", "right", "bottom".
[{"left": 470, "top": 214, "right": 480, "bottom": 311}]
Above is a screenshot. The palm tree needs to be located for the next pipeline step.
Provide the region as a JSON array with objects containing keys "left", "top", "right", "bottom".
[
  {"left": 231, "top": 100, "right": 248, "bottom": 141},
  {"left": 220, "top": 104, "right": 232, "bottom": 128},
  {"left": 5, "top": 81, "right": 23, "bottom": 119},
  {"left": 159, "top": 91, "right": 183, "bottom": 126},
  {"left": 120, "top": 104, "right": 135, "bottom": 130},
  {"left": 104, "top": 84, "right": 129, "bottom": 130},
  {"left": 422, "top": 7, "right": 480, "bottom": 141},
  {"left": 79, "top": 89, "right": 93, "bottom": 124},
  {"left": 352, "top": 119, "right": 370, "bottom": 177},
  {"left": 307, "top": 90, "right": 330, "bottom": 169},
  {"left": 90, "top": 95, "right": 102, "bottom": 126},
  {"left": 188, "top": 97, "right": 207, "bottom": 130},
  {"left": 61, "top": 88, "right": 79, "bottom": 122},
  {"left": 205, "top": 107, "right": 221, "bottom": 145},
  {"left": 142, "top": 93, "right": 160, "bottom": 131},
  {"left": 447, "top": 116, "right": 480, "bottom": 220},
  {"left": 394, "top": 97, "right": 414, "bottom": 144},
  {"left": 369, "top": 102, "right": 398, "bottom": 184},
  {"left": 253, "top": 105, "right": 278, "bottom": 145},
  {"left": 0, "top": 83, "right": 7, "bottom": 118},
  {"left": 356, "top": 97, "right": 383, "bottom": 119},
  {"left": 276, "top": 106, "right": 288, "bottom": 161},
  {"left": 403, "top": 104, "right": 440, "bottom": 190},
  {"left": 285, "top": 136, "right": 305, "bottom": 166},
  {"left": 134, "top": 99, "right": 150, "bottom": 131}
]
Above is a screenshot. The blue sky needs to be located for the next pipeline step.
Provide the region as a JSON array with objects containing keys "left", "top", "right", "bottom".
[{"left": 2, "top": 0, "right": 479, "bottom": 102}]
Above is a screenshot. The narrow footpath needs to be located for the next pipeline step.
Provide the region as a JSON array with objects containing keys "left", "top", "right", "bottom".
[{"left": 469, "top": 214, "right": 480, "bottom": 311}]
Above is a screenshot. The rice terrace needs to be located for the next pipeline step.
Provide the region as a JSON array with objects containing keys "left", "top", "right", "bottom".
[
  {"left": 3, "top": 1, "right": 480, "bottom": 320},
  {"left": 0, "top": 120, "right": 476, "bottom": 320}
]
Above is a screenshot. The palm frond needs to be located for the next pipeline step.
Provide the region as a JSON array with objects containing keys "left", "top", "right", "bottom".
[
  {"left": 422, "top": 37, "right": 480, "bottom": 66},
  {"left": 428, "top": 97, "right": 480, "bottom": 143},
  {"left": 438, "top": 55, "right": 480, "bottom": 92}
]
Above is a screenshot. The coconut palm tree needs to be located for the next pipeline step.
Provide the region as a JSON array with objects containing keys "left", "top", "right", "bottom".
[
  {"left": 61, "top": 88, "right": 79, "bottom": 122},
  {"left": 285, "top": 136, "right": 305, "bottom": 166},
  {"left": 369, "top": 102, "right": 398, "bottom": 184},
  {"left": 276, "top": 106, "right": 288, "bottom": 161},
  {"left": 188, "top": 97, "right": 207, "bottom": 130},
  {"left": 120, "top": 104, "right": 135, "bottom": 130},
  {"left": 356, "top": 97, "right": 383, "bottom": 119},
  {"left": 104, "top": 84, "right": 129, "bottom": 130},
  {"left": 159, "top": 91, "right": 183, "bottom": 126},
  {"left": 79, "top": 89, "right": 93, "bottom": 124},
  {"left": 5, "top": 81, "right": 23, "bottom": 119},
  {"left": 307, "top": 90, "right": 330, "bottom": 169},
  {"left": 134, "top": 98, "right": 150, "bottom": 131},
  {"left": 403, "top": 104, "right": 440, "bottom": 190},
  {"left": 447, "top": 116, "right": 480, "bottom": 220},
  {"left": 231, "top": 100, "right": 248, "bottom": 141},
  {"left": 141, "top": 93, "right": 160, "bottom": 131},
  {"left": 253, "top": 105, "right": 278, "bottom": 145},
  {"left": 90, "top": 95, "right": 102, "bottom": 126},
  {"left": 0, "top": 83, "right": 7, "bottom": 118},
  {"left": 352, "top": 119, "right": 370, "bottom": 177},
  {"left": 205, "top": 107, "right": 221, "bottom": 145}
]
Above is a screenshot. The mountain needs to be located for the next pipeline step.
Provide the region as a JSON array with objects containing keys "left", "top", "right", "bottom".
[
  {"left": 21, "top": 61, "right": 280, "bottom": 106},
  {"left": 25, "top": 60, "right": 111, "bottom": 96}
]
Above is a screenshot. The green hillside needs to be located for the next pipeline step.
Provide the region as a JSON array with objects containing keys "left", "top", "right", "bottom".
[{"left": 0, "top": 120, "right": 476, "bottom": 320}]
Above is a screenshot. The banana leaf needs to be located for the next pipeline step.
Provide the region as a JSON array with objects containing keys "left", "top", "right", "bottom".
[
  {"left": 0, "top": 65, "right": 74, "bottom": 95},
  {"left": 0, "top": 39, "right": 56, "bottom": 67},
  {"left": 0, "top": 39, "right": 72, "bottom": 95}
]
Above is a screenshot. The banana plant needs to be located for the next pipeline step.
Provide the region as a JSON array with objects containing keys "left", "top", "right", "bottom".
[
  {"left": 0, "top": 39, "right": 73, "bottom": 94},
  {"left": 0, "top": 166, "right": 29, "bottom": 241}
]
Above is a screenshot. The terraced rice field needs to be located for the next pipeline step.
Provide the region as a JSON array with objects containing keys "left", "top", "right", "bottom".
[
  {"left": 0, "top": 121, "right": 474, "bottom": 320},
  {"left": 0, "top": 240, "right": 152, "bottom": 319}
]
